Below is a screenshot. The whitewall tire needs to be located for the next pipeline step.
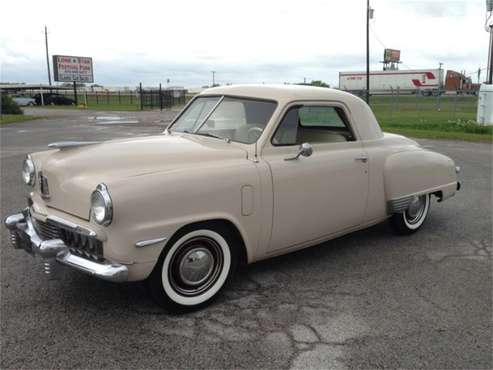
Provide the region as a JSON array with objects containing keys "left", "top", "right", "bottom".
[
  {"left": 390, "top": 194, "right": 431, "bottom": 234},
  {"left": 149, "top": 224, "right": 238, "bottom": 311}
]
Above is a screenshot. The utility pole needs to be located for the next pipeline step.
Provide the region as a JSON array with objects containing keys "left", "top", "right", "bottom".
[
  {"left": 366, "top": 0, "right": 372, "bottom": 104},
  {"left": 489, "top": 25, "right": 493, "bottom": 84},
  {"left": 44, "top": 26, "right": 52, "bottom": 88},
  {"left": 211, "top": 71, "right": 216, "bottom": 87}
]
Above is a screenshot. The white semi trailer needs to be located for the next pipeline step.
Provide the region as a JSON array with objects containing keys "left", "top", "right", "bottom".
[{"left": 339, "top": 69, "right": 444, "bottom": 95}]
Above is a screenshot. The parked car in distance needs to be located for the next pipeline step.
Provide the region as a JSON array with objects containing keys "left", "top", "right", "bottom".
[
  {"left": 33, "top": 93, "right": 75, "bottom": 106},
  {"left": 12, "top": 96, "right": 36, "bottom": 106},
  {"left": 5, "top": 85, "right": 460, "bottom": 312}
]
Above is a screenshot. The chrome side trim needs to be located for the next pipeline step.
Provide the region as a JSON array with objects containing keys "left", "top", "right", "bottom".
[
  {"left": 135, "top": 237, "right": 167, "bottom": 248},
  {"left": 46, "top": 215, "right": 97, "bottom": 237},
  {"left": 387, "top": 195, "right": 414, "bottom": 214},
  {"left": 57, "top": 251, "right": 128, "bottom": 283},
  {"left": 48, "top": 141, "right": 101, "bottom": 150}
]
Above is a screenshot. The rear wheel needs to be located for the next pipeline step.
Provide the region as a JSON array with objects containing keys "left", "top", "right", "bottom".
[
  {"left": 148, "top": 224, "right": 239, "bottom": 312},
  {"left": 390, "top": 194, "right": 430, "bottom": 235}
]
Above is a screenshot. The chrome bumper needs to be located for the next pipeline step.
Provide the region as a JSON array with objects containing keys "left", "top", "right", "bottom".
[{"left": 4, "top": 210, "right": 128, "bottom": 282}]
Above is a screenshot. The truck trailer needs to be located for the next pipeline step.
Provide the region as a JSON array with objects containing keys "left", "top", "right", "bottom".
[
  {"left": 339, "top": 69, "right": 444, "bottom": 95},
  {"left": 339, "top": 69, "right": 479, "bottom": 96}
]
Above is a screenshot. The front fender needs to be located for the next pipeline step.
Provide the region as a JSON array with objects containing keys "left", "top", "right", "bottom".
[{"left": 101, "top": 159, "right": 261, "bottom": 277}]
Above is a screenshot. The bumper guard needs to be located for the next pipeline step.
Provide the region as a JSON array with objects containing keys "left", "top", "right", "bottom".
[{"left": 4, "top": 210, "right": 128, "bottom": 282}]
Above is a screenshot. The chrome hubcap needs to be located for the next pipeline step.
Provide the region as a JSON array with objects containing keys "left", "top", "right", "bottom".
[
  {"left": 168, "top": 236, "right": 223, "bottom": 297},
  {"left": 406, "top": 195, "right": 427, "bottom": 224},
  {"left": 179, "top": 248, "right": 214, "bottom": 286}
]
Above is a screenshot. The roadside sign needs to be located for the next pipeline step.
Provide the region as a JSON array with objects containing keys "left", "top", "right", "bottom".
[
  {"left": 383, "top": 49, "right": 401, "bottom": 63},
  {"left": 52, "top": 55, "right": 94, "bottom": 83}
]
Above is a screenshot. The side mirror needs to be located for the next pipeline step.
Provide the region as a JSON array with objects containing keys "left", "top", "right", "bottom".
[{"left": 285, "top": 142, "right": 313, "bottom": 161}]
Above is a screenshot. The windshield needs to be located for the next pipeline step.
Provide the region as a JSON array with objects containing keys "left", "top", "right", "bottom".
[{"left": 170, "top": 96, "right": 277, "bottom": 144}]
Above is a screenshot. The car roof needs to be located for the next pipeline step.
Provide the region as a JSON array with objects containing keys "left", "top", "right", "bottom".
[
  {"left": 200, "top": 84, "right": 358, "bottom": 102},
  {"left": 199, "top": 84, "right": 383, "bottom": 141}
]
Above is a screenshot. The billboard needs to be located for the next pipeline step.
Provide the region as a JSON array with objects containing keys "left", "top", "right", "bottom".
[
  {"left": 383, "top": 49, "right": 401, "bottom": 63},
  {"left": 52, "top": 55, "right": 94, "bottom": 83}
]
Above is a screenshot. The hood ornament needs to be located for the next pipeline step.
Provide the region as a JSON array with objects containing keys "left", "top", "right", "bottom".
[{"left": 48, "top": 141, "right": 102, "bottom": 150}]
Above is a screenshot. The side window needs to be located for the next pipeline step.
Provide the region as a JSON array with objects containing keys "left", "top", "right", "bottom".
[{"left": 272, "top": 105, "right": 355, "bottom": 145}]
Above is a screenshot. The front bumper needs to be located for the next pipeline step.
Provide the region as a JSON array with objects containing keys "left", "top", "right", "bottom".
[{"left": 4, "top": 209, "right": 128, "bottom": 282}]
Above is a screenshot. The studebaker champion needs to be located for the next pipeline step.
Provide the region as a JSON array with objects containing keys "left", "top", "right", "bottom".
[{"left": 4, "top": 85, "right": 460, "bottom": 311}]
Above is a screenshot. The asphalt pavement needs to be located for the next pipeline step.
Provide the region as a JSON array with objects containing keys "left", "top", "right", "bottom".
[{"left": 1, "top": 108, "right": 492, "bottom": 369}]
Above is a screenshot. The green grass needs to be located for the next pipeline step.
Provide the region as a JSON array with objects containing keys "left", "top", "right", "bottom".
[
  {"left": 0, "top": 114, "right": 44, "bottom": 124},
  {"left": 371, "top": 95, "right": 492, "bottom": 142},
  {"left": 36, "top": 93, "right": 186, "bottom": 111}
]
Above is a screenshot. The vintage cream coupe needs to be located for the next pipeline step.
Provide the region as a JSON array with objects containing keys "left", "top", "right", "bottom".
[{"left": 5, "top": 85, "right": 460, "bottom": 310}]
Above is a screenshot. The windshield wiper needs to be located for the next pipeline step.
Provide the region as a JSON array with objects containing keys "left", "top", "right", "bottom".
[{"left": 195, "top": 132, "right": 231, "bottom": 143}]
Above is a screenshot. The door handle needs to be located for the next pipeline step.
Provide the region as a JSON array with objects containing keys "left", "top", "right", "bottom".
[{"left": 355, "top": 155, "right": 368, "bottom": 163}]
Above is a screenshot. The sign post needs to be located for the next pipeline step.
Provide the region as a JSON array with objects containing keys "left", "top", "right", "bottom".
[{"left": 53, "top": 55, "right": 93, "bottom": 105}]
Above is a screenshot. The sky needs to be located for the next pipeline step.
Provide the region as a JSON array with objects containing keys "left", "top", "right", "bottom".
[{"left": 0, "top": 0, "right": 488, "bottom": 88}]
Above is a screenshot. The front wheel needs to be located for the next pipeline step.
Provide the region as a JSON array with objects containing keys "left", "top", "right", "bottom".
[
  {"left": 390, "top": 194, "right": 430, "bottom": 235},
  {"left": 148, "top": 224, "right": 238, "bottom": 312}
]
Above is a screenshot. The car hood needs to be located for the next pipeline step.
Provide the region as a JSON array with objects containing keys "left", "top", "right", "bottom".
[{"left": 37, "top": 134, "right": 248, "bottom": 220}]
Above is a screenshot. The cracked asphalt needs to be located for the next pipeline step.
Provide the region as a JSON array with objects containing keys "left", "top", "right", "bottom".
[{"left": 1, "top": 108, "right": 492, "bottom": 369}]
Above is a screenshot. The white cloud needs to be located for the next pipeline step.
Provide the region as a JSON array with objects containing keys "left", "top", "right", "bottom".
[{"left": 0, "top": 0, "right": 487, "bottom": 87}]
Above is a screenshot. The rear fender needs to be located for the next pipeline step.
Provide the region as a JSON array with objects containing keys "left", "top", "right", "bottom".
[{"left": 384, "top": 150, "right": 457, "bottom": 214}]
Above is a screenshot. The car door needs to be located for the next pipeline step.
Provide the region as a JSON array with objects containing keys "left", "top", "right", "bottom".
[{"left": 262, "top": 102, "right": 369, "bottom": 251}]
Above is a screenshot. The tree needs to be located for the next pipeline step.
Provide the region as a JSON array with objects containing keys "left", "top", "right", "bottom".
[
  {"left": 1, "top": 94, "right": 23, "bottom": 115},
  {"left": 309, "top": 80, "right": 330, "bottom": 88}
]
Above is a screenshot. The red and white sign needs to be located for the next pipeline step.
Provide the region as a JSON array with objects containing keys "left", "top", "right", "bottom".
[{"left": 52, "top": 55, "right": 94, "bottom": 83}]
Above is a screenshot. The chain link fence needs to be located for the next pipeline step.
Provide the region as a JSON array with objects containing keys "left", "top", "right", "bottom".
[{"left": 347, "top": 89, "right": 479, "bottom": 124}]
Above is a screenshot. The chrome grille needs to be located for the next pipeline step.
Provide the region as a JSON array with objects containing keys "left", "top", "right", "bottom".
[
  {"left": 33, "top": 218, "right": 61, "bottom": 240},
  {"left": 60, "top": 229, "right": 104, "bottom": 262},
  {"left": 32, "top": 218, "right": 104, "bottom": 262}
]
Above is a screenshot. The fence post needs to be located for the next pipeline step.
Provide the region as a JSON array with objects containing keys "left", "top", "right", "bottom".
[
  {"left": 395, "top": 86, "right": 401, "bottom": 112},
  {"left": 159, "top": 83, "right": 163, "bottom": 111},
  {"left": 139, "top": 82, "right": 143, "bottom": 111},
  {"left": 453, "top": 92, "right": 458, "bottom": 121},
  {"left": 389, "top": 87, "right": 394, "bottom": 123},
  {"left": 118, "top": 90, "right": 121, "bottom": 104},
  {"left": 73, "top": 81, "right": 78, "bottom": 105},
  {"left": 435, "top": 88, "right": 441, "bottom": 111}
]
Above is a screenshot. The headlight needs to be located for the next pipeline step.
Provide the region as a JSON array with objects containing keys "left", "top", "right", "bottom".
[
  {"left": 22, "top": 155, "right": 36, "bottom": 186},
  {"left": 90, "top": 183, "right": 113, "bottom": 226}
]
